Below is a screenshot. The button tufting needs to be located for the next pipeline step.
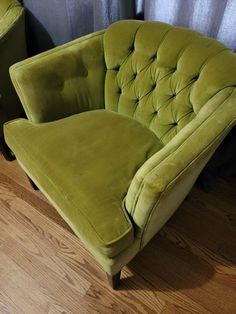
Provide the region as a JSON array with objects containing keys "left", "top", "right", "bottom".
[
  {"left": 129, "top": 44, "right": 135, "bottom": 52},
  {"left": 114, "top": 65, "right": 120, "bottom": 71},
  {"left": 118, "top": 88, "right": 122, "bottom": 94},
  {"left": 151, "top": 55, "right": 156, "bottom": 61},
  {"left": 152, "top": 83, "right": 157, "bottom": 90},
  {"left": 192, "top": 74, "right": 199, "bottom": 80},
  {"left": 133, "top": 73, "right": 137, "bottom": 79},
  {"left": 170, "top": 93, "right": 176, "bottom": 99}
]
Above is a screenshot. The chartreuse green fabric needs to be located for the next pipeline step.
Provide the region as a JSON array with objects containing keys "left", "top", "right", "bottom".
[
  {"left": 10, "top": 30, "right": 106, "bottom": 123},
  {"left": 0, "top": 0, "right": 26, "bottom": 139},
  {"left": 5, "top": 110, "right": 163, "bottom": 258},
  {"left": 4, "top": 20, "right": 236, "bottom": 276}
]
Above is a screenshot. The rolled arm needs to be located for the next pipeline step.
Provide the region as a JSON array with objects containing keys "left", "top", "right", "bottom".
[
  {"left": 0, "top": 0, "right": 26, "bottom": 119},
  {"left": 10, "top": 30, "right": 106, "bottom": 123},
  {"left": 125, "top": 88, "right": 236, "bottom": 247}
]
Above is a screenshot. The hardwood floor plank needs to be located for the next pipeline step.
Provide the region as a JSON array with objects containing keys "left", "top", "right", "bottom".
[
  {"left": 0, "top": 290, "right": 20, "bottom": 314},
  {"left": 1, "top": 238, "right": 94, "bottom": 314},
  {"left": 160, "top": 227, "right": 236, "bottom": 281},
  {"left": 0, "top": 183, "right": 165, "bottom": 313},
  {"left": 133, "top": 234, "right": 235, "bottom": 314},
  {"left": 0, "top": 187, "right": 91, "bottom": 295},
  {"left": 167, "top": 197, "right": 236, "bottom": 263},
  {"left": 0, "top": 251, "right": 49, "bottom": 314},
  {"left": 0, "top": 154, "right": 235, "bottom": 313},
  {"left": 0, "top": 171, "right": 71, "bottom": 233},
  {"left": 47, "top": 303, "right": 73, "bottom": 314},
  {"left": 120, "top": 266, "right": 211, "bottom": 314}
]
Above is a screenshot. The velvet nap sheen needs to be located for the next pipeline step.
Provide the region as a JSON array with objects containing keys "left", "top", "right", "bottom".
[
  {"left": 0, "top": 0, "right": 26, "bottom": 139},
  {"left": 5, "top": 20, "right": 236, "bottom": 279},
  {"left": 5, "top": 110, "right": 163, "bottom": 257}
]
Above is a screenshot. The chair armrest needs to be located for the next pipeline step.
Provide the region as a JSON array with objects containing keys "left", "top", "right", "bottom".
[
  {"left": 0, "top": 1, "right": 22, "bottom": 37},
  {"left": 0, "top": 1, "right": 26, "bottom": 118},
  {"left": 10, "top": 30, "right": 106, "bottom": 123},
  {"left": 125, "top": 87, "right": 236, "bottom": 246}
]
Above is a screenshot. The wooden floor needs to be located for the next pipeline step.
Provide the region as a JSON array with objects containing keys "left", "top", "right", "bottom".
[{"left": 0, "top": 153, "right": 235, "bottom": 314}]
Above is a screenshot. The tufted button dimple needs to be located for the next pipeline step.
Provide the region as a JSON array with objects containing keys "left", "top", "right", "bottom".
[
  {"left": 129, "top": 44, "right": 135, "bottom": 52},
  {"left": 114, "top": 65, "right": 120, "bottom": 71},
  {"left": 189, "top": 102, "right": 194, "bottom": 110},
  {"left": 118, "top": 87, "right": 122, "bottom": 94},
  {"left": 192, "top": 74, "right": 199, "bottom": 80},
  {"left": 170, "top": 93, "right": 176, "bottom": 99},
  {"left": 133, "top": 73, "right": 137, "bottom": 79},
  {"left": 151, "top": 55, "right": 156, "bottom": 61},
  {"left": 152, "top": 83, "right": 157, "bottom": 90}
]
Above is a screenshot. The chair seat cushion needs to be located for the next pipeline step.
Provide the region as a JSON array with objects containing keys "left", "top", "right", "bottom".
[{"left": 4, "top": 110, "right": 164, "bottom": 257}]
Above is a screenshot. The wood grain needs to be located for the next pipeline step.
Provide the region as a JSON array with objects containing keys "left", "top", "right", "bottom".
[{"left": 0, "top": 153, "right": 235, "bottom": 313}]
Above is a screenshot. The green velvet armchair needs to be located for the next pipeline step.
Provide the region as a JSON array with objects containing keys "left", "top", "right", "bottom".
[
  {"left": 0, "top": 0, "right": 26, "bottom": 160},
  {"left": 4, "top": 20, "right": 236, "bottom": 288}
]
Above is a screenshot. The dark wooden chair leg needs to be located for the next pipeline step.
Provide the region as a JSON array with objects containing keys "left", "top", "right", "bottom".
[
  {"left": 106, "top": 271, "right": 121, "bottom": 289},
  {"left": 27, "top": 175, "right": 39, "bottom": 191},
  {"left": 0, "top": 137, "right": 15, "bottom": 161}
]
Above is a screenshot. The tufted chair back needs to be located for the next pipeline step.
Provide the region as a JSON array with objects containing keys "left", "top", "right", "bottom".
[{"left": 104, "top": 20, "right": 236, "bottom": 144}]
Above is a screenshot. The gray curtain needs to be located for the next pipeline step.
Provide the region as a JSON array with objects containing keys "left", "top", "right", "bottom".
[
  {"left": 21, "top": 0, "right": 137, "bottom": 54},
  {"left": 144, "top": 0, "right": 236, "bottom": 50},
  {"left": 22, "top": 0, "right": 236, "bottom": 53}
]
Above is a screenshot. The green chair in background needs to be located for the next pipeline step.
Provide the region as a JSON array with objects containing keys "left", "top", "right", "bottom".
[
  {"left": 4, "top": 20, "right": 236, "bottom": 288},
  {"left": 0, "top": 0, "right": 27, "bottom": 160}
]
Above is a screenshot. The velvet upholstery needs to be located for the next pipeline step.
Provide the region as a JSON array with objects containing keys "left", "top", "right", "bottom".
[
  {"left": 5, "top": 110, "right": 163, "bottom": 257},
  {"left": 0, "top": 0, "right": 26, "bottom": 140},
  {"left": 10, "top": 30, "right": 106, "bottom": 123},
  {"left": 4, "top": 21, "right": 236, "bottom": 280}
]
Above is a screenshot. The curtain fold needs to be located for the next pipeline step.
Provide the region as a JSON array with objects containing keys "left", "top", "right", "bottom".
[
  {"left": 22, "top": 0, "right": 236, "bottom": 52},
  {"left": 21, "top": 0, "right": 137, "bottom": 54},
  {"left": 93, "top": 0, "right": 135, "bottom": 31},
  {"left": 144, "top": 0, "right": 236, "bottom": 50}
]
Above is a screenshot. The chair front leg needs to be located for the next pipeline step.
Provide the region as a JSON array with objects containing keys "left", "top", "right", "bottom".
[
  {"left": 27, "top": 175, "right": 39, "bottom": 191},
  {"left": 106, "top": 271, "right": 121, "bottom": 289},
  {"left": 0, "top": 136, "right": 15, "bottom": 161}
]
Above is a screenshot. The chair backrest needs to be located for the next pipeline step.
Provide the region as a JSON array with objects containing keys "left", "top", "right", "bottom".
[{"left": 104, "top": 20, "right": 236, "bottom": 144}]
